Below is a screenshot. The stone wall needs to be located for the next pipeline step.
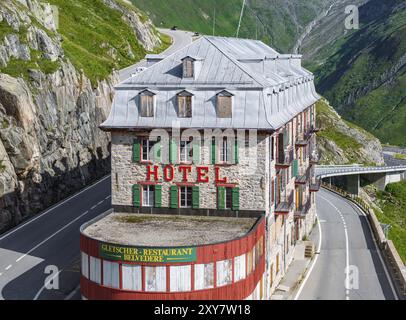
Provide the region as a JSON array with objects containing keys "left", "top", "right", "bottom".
[{"left": 111, "top": 131, "right": 269, "bottom": 211}]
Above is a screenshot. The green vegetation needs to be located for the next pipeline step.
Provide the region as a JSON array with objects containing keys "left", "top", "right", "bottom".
[
  {"left": 394, "top": 153, "right": 406, "bottom": 160},
  {"left": 130, "top": 0, "right": 328, "bottom": 52},
  {"left": 314, "top": 0, "right": 406, "bottom": 146},
  {"left": 0, "top": 50, "right": 61, "bottom": 81},
  {"left": 316, "top": 99, "right": 365, "bottom": 164},
  {"left": 374, "top": 180, "right": 406, "bottom": 263},
  {"left": 1, "top": 0, "right": 168, "bottom": 87}
]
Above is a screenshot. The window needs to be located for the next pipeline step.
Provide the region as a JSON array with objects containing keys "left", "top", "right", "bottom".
[
  {"left": 139, "top": 91, "right": 155, "bottom": 117},
  {"left": 180, "top": 140, "right": 193, "bottom": 162},
  {"left": 142, "top": 185, "right": 154, "bottom": 207},
  {"left": 180, "top": 186, "right": 192, "bottom": 208},
  {"left": 178, "top": 95, "right": 192, "bottom": 117},
  {"left": 234, "top": 254, "right": 246, "bottom": 282},
  {"left": 141, "top": 139, "right": 156, "bottom": 161},
  {"left": 170, "top": 265, "right": 191, "bottom": 292},
  {"left": 194, "top": 263, "right": 214, "bottom": 290},
  {"left": 183, "top": 58, "right": 194, "bottom": 78},
  {"left": 219, "top": 138, "right": 232, "bottom": 163},
  {"left": 89, "top": 256, "right": 101, "bottom": 284},
  {"left": 225, "top": 187, "right": 232, "bottom": 209},
  {"left": 122, "top": 264, "right": 142, "bottom": 291},
  {"left": 81, "top": 252, "right": 89, "bottom": 279},
  {"left": 216, "top": 259, "right": 232, "bottom": 287},
  {"left": 145, "top": 266, "right": 166, "bottom": 292},
  {"left": 217, "top": 91, "right": 233, "bottom": 118},
  {"left": 103, "top": 260, "right": 119, "bottom": 289}
]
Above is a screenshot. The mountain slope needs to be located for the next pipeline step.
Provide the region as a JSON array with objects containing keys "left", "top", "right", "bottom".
[
  {"left": 130, "top": 0, "right": 331, "bottom": 52},
  {"left": 308, "top": 0, "right": 406, "bottom": 146},
  {"left": 0, "top": 0, "right": 164, "bottom": 232},
  {"left": 316, "top": 98, "right": 384, "bottom": 165}
]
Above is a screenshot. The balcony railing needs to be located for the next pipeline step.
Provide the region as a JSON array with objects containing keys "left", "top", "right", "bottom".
[
  {"left": 294, "top": 199, "right": 312, "bottom": 219},
  {"left": 310, "top": 178, "right": 321, "bottom": 192},
  {"left": 275, "top": 190, "right": 294, "bottom": 214},
  {"left": 295, "top": 130, "right": 312, "bottom": 147},
  {"left": 276, "top": 147, "right": 294, "bottom": 168},
  {"left": 295, "top": 163, "right": 312, "bottom": 185}
]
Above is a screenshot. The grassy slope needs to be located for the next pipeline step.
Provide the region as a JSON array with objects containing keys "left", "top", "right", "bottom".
[
  {"left": 130, "top": 0, "right": 328, "bottom": 52},
  {"left": 313, "top": 0, "right": 406, "bottom": 146},
  {"left": 316, "top": 98, "right": 367, "bottom": 164},
  {"left": 0, "top": 0, "right": 169, "bottom": 86},
  {"left": 374, "top": 180, "right": 406, "bottom": 263}
]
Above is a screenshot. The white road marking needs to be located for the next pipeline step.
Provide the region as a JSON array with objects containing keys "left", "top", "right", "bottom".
[
  {"left": 5, "top": 265, "right": 12, "bottom": 271},
  {"left": 0, "top": 175, "right": 110, "bottom": 242},
  {"left": 64, "top": 285, "right": 80, "bottom": 300},
  {"left": 345, "top": 198, "right": 399, "bottom": 300},
  {"left": 90, "top": 205, "right": 97, "bottom": 210},
  {"left": 0, "top": 273, "right": 2, "bottom": 276},
  {"left": 294, "top": 212, "right": 322, "bottom": 300},
  {"left": 15, "top": 210, "right": 90, "bottom": 263},
  {"left": 97, "top": 201, "right": 104, "bottom": 206},
  {"left": 319, "top": 194, "right": 350, "bottom": 300}
]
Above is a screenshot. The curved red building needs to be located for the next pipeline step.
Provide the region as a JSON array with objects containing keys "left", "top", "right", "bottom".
[{"left": 80, "top": 212, "right": 265, "bottom": 300}]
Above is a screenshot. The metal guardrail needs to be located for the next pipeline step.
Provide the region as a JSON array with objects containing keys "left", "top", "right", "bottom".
[{"left": 315, "top": 165, "right": 406, "bottom": 179}]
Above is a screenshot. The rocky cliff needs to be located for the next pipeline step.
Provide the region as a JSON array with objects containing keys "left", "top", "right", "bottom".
[
  {"left": 316, "top": 98, "right": 384, "bottom": 165},
  {"left": 0, "top": 0, "right": 162, "bottom": 232}
]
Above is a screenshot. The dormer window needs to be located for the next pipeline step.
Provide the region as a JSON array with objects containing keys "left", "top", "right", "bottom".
[
  {"left": 183, "top": 58, "right": 194, "bottom": 78},
  {"left": 216, "top": 90, "right": 233, "bottom": 118},
  {"left": 177, "top": 90, "right": 193, "bottom": 118},
  {"left": 139, "top": 90, "right": 155, "bottom": 117}
]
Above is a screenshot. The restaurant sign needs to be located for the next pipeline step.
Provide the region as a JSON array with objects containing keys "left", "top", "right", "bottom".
[{"left": 99, "top": 243, "right": 197, "bottom": 263}]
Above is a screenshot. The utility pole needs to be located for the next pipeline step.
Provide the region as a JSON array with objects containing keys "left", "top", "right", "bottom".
[
  {"left": 213, "top": 6, "right": 216, "bottom": 36},
  {"left": 236, "top": 0, "right": 246, "bottom": 38}
]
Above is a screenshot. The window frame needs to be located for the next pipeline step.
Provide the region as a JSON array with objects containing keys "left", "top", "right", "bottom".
[
  {"left": 216, "top": 91, "right": 233, "bottom": 118},
  {"left": 179, "top": 140, "right": 193, "bottom": 163},
  {"left": 139, "top": 90, "right": 155, "bottom": 117},
  {"left": 183, "top": 58, "right": 194, "bottom": 78},
  {"left": 141, "top": 139, "right": 156, "bottom": 162},
  {"left": 180, "top": 186, "right": 193, "bottom": 208},
  {"left": 142, "top": 185, "right": 155, "bottom": 207},
  {"left": 219, "top": 137, "right": 233, "bottom": 163}
]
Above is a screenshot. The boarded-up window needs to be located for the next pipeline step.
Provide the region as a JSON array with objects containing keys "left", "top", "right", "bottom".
[
  {"left": 145, "top": 266, "right": 166, "bottom": 292},
  {"left": 183, "top": 59, "right": 194, "bottom": 78},
  {"left": 194, "top": 263, "right": 214, "bottom": 290},
  {"left": 178, "top": 95, "right": 192, "bottom": 117},
  {"left": 234, "top": 254, "right": 246, "bottom": 282},
  {"left": 216, "top": 259, "right": 232, "bottom": 287},
  {"left": 103, "top": 260, "right": 119, "bottom": 289},
  {"left": 217, "top": 92, "right": 232, "bottom": 118},
  {"left": 122, "top": 264, "right": 142, "bottom": 291},
  {"left": 170, "top": 265, "right": 191, "bottom": 292},
  {"left": 89, "top": 256, "right": 101, "bottom": 284},
  {"left": 81, "top": 252, "right": 89, "bottom": 279},
  {"left": 140, "top": 91, "right": 154, "bottom": 117}
]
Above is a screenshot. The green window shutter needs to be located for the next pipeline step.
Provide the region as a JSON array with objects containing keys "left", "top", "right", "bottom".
[
  {"left": 217, "top": 186, "right": 225, "bottom": 210},
  {"left": 193, "top": 141, "right": 200, "bottom": 164},
  {"left": 232, "top": 187, "right": 240, "bottom": 211},
  {"left": 155, "top": 185, "right": 162, "bottom": 208},
  {"left": 133, "top": 139, "right": 141, "bottom": 163},
  {"left": 132, "top": 184, "right": 141, "bottom": 208},
  {"left": 211, "top": 139, "right": 217, "bottom": 164},
  {"left": 234, "top": 138, "right": 239, "bottom": 164},
  {"left": 192, "top": 186, "right": 200, "bottom": 209},
  {"left": 169, "top": 139, "right": 178, "bottom": 164},
  {"left": 293, "top": 159, "right": 298, "bottom": 177},
  {"left": 155, "top": 141, "right": 162, "bottom": 163},
  {"left": 170, "top": 185, "right": 178, "bottom": 208}
]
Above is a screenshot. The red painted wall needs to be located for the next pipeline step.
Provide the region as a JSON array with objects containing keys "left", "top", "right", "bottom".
[{"left": 80, "top": 216, "right": 265, "bottom": 300}]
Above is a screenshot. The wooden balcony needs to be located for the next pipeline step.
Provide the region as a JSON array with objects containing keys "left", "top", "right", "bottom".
[
  {"left": 275, "top": 191, "right": 294, "bottom": 215},
  {"left": 294, "top": 200, "right": 311, "bottom": 219},
  {"left": 276, "top": 147, "right": 294, "bottom": 169},
  {"left": 310, "top": 179, "right": 321, "bottom": 192}
]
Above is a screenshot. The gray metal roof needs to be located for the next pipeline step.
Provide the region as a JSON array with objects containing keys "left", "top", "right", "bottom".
[{"left": 101, "top": 36, "right": 320, "bottom": 131}]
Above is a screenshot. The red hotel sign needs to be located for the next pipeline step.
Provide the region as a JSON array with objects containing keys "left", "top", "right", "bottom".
[{"left": 146, "top": 165, "right": 228, "bottom": 183}]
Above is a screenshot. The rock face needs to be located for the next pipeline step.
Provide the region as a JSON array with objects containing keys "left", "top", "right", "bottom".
[
  {"left": 0, "top": 0, "right": 160, "bottom": 232},
  {"left": 316, "top": 98, "right": 384, "bottom": 165}
]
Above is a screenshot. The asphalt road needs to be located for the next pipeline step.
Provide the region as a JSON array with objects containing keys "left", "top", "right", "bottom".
[
  {"left": 0, "top": 29, "right": 193, "bottom": 301},
  {"left": 297, "top": 188, "right": 398, "bottom": 300}
]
